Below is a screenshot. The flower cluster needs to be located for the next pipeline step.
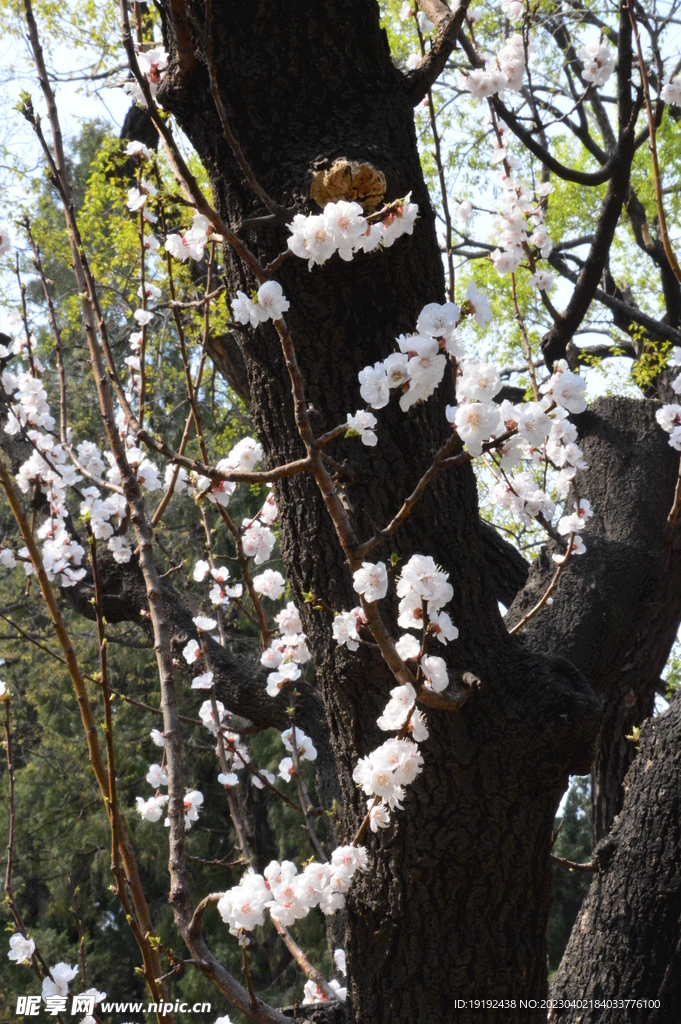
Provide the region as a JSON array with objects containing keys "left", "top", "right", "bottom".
[
  {"left": 302, "top": 979, "right": 347, "bottom": 1005},
  {"left": 353, "top": 291, "right": 492, "bottom": 421},
  {"left": 231, "top": 281, "right": 290, "bottom": 327},
  {"left": 461, "top": 34, "right": 526, "bottom": 100},
  {"left": 578, "top": 38, "right": 616, "bottom": 86},
  {"left": 165, "top": 212, "right": 214, "bottom": 263},
  {"left": 124, "top": 46, "right": 168, "bottom": 106},
  {"left": 217, "top": 847, "right": 368, "bottom": 935},
  {"left": 42, "top": 962, "right": 78, "bottom": 1001},
  {"left": 190, "top": 437, "right": 266, "bottom": 509},
  {"left": 4, "top": 369, "right": 55, "bottom": 434},
  {"left": 192, "top": 561, "right": 243, "bottom": 609},
  {"left": 287, "top": 196, "right": 418, "bottom": 270},
  {"left": 262, "top": 601, "right": 312, "bottom": 697},
  {"left": 278, "top": 726, "right": 317, "bottom": 782},
  {"left": 396, "top": 554, "right": 456, "bottom": 642},
  {"left": 332, "top": 607, "right": 367, "bottom": 650},
  {"left": 501, "top": 0, "right": 524, "bottom": 21},
  {"left": 353, "top": 737, "right": 424, "bottom": 824},
  {"left": 135, "top": 793, "right": 169, "bottom": 822},
  {"left": 339, "top": 555, "right": 458, "bottom": 829},
  {"left": 489, "top": 183, "right": 554, "bottom": 277}
]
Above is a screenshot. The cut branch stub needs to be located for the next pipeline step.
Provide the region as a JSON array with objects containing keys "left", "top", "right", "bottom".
[{"left": 310, "top": 158, "right": 387, "bottom": 212}]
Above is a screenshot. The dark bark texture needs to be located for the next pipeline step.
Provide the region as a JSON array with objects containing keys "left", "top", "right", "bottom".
[
  {"left": 506, "top": 397, "right": 681, "bottom": 844},
  {"left": 549, "top": 693, "right": 681, "bottom": 1023},
  {"left": 154, "top": 3, "right": 602, "bottom": 1021}
]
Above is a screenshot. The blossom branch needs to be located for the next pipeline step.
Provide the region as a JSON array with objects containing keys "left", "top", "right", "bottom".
[
  {"left": 510, "top": 273, "right": 540, "bottom": 400},
  {"left": 118, "top": 0, "right": 268, "bottom": 285},
  {"left": 0, "top": 451, "right": 169, "bottom": 1016},
  {"left": 415, "top": 14, "right": 456, "bottom": 301},
  {"left": 14, "top": 256, "right": 38, "bottom": 379},
  {"left": 357, "top": 429, "right": 517, "bottom": 559},
  {"left": 3, "top": 694, "right": 59, "bottom": 988},
  {"left": 22, "top": 218, "right": 68, "bottom": 442},
  {"left": 138, "top": 429, "right": 311, "bottom": 486},
  {"left": 288, "top": 703, "right": 328, "bottom": 862},
  {"left": 24, "top": 7, "right": 286, "bottom": 1016}
]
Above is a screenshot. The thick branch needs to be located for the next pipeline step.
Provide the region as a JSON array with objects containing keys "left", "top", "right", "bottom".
[{"left": 406, "top": 0, "right": 471, "bottom": 105}]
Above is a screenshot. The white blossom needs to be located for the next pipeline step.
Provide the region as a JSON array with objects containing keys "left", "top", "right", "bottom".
[
  {"left": 0, "top": 222, "right": 12, "bottom": 255},
  {"left": 218, "top": 869, "right": 270, "bottom": 935},
  {"left": 358, "top": 363, "right": 390, "bottom": 409},
  {"left": 347, "top": 410, "right": 378, "bottom": 446},
  {"left": 8, "top": 934, "right": 35, "bottom": 964},
  {"left": 192, "top": 670, "right": 215, "bottom": 689},
  {"left": 281, "top": 726, "right": 317, "bottom": 761},
  {"left": 252, "top": 569, "right": 286, "bottom": 600},
  {"left": 541, "top": 360, "right": 587, "bottom": 414},
  {"left": 353, "top": 737, "right": 423, "bottom": 803},
  {"left": 218, "top": 772, "right": 239, "bottom": 788},
  {"left": 395, "top": 633, "right": 421, "bottom": 660},
  {"left": 368, "top": 800, "right": 391, "bottom": 832},
  {"left": 193, "top": 615, "right": 217, "bottom": 632},
  {"left": 447, "top": 401, "right": 502, "bottom": 456},
  {"left": 242, "top": 519, "right": 276, "bottom": 564},
  {"left": 334, "top": 948, "right": 347, "bottom": 976},
  {"left": 135, "top": 794, "right": 169, "bottom": 822},
  {"left": 332, "top": 608, "right": 364, "bottom": 651},
  {"left": 352, "top": 561, "right": 388, "bottom": 602},
  {"left": 661, "top": 74, "right": 681, "bottom": 106},
  {"left": 275, "top": 601, "right": 303, "bottom": 634},
  {"left": 146, "top": 763, "right": 168, "bottom": 788},
  {"left": 579, "top": 38, "right": 616, "bottom": 86},
  {"left": 421, "top": 655, "right": 449, "bottom": 692},
  {"left": 42, "top": 963, "right": 78, "bottom": 1000},
  {"left": 108, "top": 536, "right": 132, "bottom": 563}
]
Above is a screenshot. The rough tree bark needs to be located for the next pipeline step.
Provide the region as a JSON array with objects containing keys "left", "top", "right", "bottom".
[
  {"left": 506, "top": 397, "right": 681, "bottom": 842},
  {"left": 153, "top": 4, "right": 603, "bottom": 1021},
  {"left": 549, "top": 692, "right": 681, "bottom": 1023}
]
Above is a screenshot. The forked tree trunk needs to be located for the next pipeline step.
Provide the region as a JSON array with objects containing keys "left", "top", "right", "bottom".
[
  {"left": 506, "top": 397, "right": 681, "bottom": 844},
  {"left": 154, "top": 2, "right": 677, "bottom": 1020},
  {"left": 549, "top": 692, "right": 681, "bottom": 1023}
]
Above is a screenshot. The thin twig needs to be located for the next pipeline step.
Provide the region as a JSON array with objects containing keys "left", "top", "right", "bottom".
[
  {"left": 550, "top": 853, "right": 596, "bottom": 872},
  {"left": 508, "top": 533, "right": 575, "bottom": 635},
  {"left": 626, "top": 0, "right": 681, "bottom": 283}
]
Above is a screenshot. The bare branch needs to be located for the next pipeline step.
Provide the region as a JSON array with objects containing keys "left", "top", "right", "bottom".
[{"left": 407, "top": 0, "right": 472, "bottom": 105}]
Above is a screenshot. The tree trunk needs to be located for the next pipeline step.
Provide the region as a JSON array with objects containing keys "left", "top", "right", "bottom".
[
  {"left": 506, "top": 396, "right": 681, "bottom": 843},
  {"left": 155, "top": 5, "right": 602, "bottom": 1020},
  {"left": 549, "top": 693, "right": 681, "bottom": 1022}
]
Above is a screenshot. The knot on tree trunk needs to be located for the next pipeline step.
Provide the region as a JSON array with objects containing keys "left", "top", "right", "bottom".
[{"left": 310, "top": 158, "right": 387, "bottom": 212}]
